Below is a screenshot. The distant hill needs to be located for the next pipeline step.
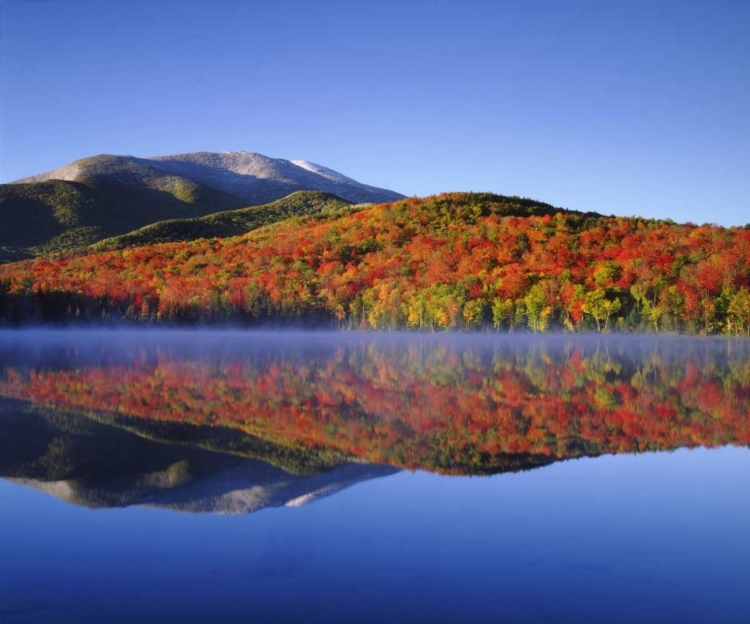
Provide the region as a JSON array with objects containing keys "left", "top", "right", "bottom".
[
  {"left": 92, "top": 191, "right": 353, "bottom": 251},
  {"left": 1, "top": 151, "right": 404, "bottom": 260}
]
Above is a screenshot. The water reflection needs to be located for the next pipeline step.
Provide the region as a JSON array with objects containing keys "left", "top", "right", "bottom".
[{"left": 0, "top": 331, "right": 748, "bottom": 512}]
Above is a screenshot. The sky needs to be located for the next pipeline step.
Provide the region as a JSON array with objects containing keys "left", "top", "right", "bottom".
[{"left": 1, "top": 0, "right": 748, "bottom": 226}]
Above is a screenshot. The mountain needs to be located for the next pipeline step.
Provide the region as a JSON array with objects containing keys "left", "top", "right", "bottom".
[
  {"left": 1, "top": 151, "right": 404, "bottom": 260},
  {"left": 16, "top": 151, "right": 404, "bottom": 206}
]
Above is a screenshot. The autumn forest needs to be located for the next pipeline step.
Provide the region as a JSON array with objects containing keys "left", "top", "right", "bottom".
[{"left": 2, "top": 193, "right": 750, "bottom": 334}]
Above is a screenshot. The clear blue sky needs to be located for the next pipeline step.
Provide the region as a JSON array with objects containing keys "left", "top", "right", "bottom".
[{"left": 1, "top": 0, "right": 748, "bottom": 225}]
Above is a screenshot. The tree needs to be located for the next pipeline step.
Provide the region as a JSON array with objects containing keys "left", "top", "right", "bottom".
[
  {"left": 524, "top": 282, "right": 553, "bottom": 332},
  {"left": 492, "top": 298, "right": 514, "bottom": 331},
  {"left": 583, "top": 289, "right": 621, "bottom": 332},
  {"left": 728, "top": 288, "right": 750, "bottom": 335}
]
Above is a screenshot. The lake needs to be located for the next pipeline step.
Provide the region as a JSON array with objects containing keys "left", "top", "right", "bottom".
[{"left": 0, "top": 330, "right": 749, "bottom": 623}]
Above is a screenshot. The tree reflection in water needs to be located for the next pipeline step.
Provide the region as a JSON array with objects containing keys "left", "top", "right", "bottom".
[{"left": 0, "top": 333, "right": 748, "bottom": 482}]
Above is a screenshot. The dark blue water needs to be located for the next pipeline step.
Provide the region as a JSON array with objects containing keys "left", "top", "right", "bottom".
[
  {"left": 1, "top": 331, "right": 749, "bottom": 623},
  {"left": 2, "top": 451, "right": 750, "bottom": 623}
]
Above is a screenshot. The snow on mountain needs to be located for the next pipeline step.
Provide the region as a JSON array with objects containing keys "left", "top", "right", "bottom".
[{"left": 16, "top": 151, "right": 405, "bottom": 205}]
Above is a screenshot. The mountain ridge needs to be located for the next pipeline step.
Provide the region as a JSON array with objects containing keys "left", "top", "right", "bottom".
[{"left": 16, "top": 150, "right": 405, "bottom": 205}]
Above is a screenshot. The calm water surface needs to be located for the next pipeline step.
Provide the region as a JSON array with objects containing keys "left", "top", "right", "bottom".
[{"left": 0, "top": 330, "right": 748, "bottom": 623}]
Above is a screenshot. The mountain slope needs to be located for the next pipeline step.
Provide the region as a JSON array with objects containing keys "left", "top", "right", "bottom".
[
  {"left": 2, "top": 151, "right": 404, "bottom": 261},
  {"left": 1, "top": 161, "right": 249, "bottom": 260},
  {"left": 91, "top": 191, "right": 353, "bottom": 251}
]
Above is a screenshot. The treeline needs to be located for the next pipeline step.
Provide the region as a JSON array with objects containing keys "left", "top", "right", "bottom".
[
  {"left": 1, "top": 192, "right": 750, "bottom": 333},
  {"left": 2, "top": 340, "right": 749, "bottom": 474}
]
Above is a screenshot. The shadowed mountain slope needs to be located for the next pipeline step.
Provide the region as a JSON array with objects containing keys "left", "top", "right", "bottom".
[
  {"left": 1, "top": 163, "right": 248, "bottom": 260},
  {"left": 91, "top": 191, "right": 353, "bottom": 251}
]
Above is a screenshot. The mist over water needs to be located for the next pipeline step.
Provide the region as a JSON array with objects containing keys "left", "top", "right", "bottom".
[{"left": 1, "top": 330, "right": 749, "bottom": 623}]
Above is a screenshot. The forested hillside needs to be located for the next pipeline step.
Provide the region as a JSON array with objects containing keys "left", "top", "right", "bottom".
[{"left": 1, "top": 192, "right": 749, "bottom": 333}]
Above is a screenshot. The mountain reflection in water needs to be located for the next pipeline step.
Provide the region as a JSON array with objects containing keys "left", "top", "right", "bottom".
[
  {"left": 0, "top": 401, "right": 397, "bottom": 513},
  {"left": 0, "top": 331, "right": 748, "bottom": 513}
]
